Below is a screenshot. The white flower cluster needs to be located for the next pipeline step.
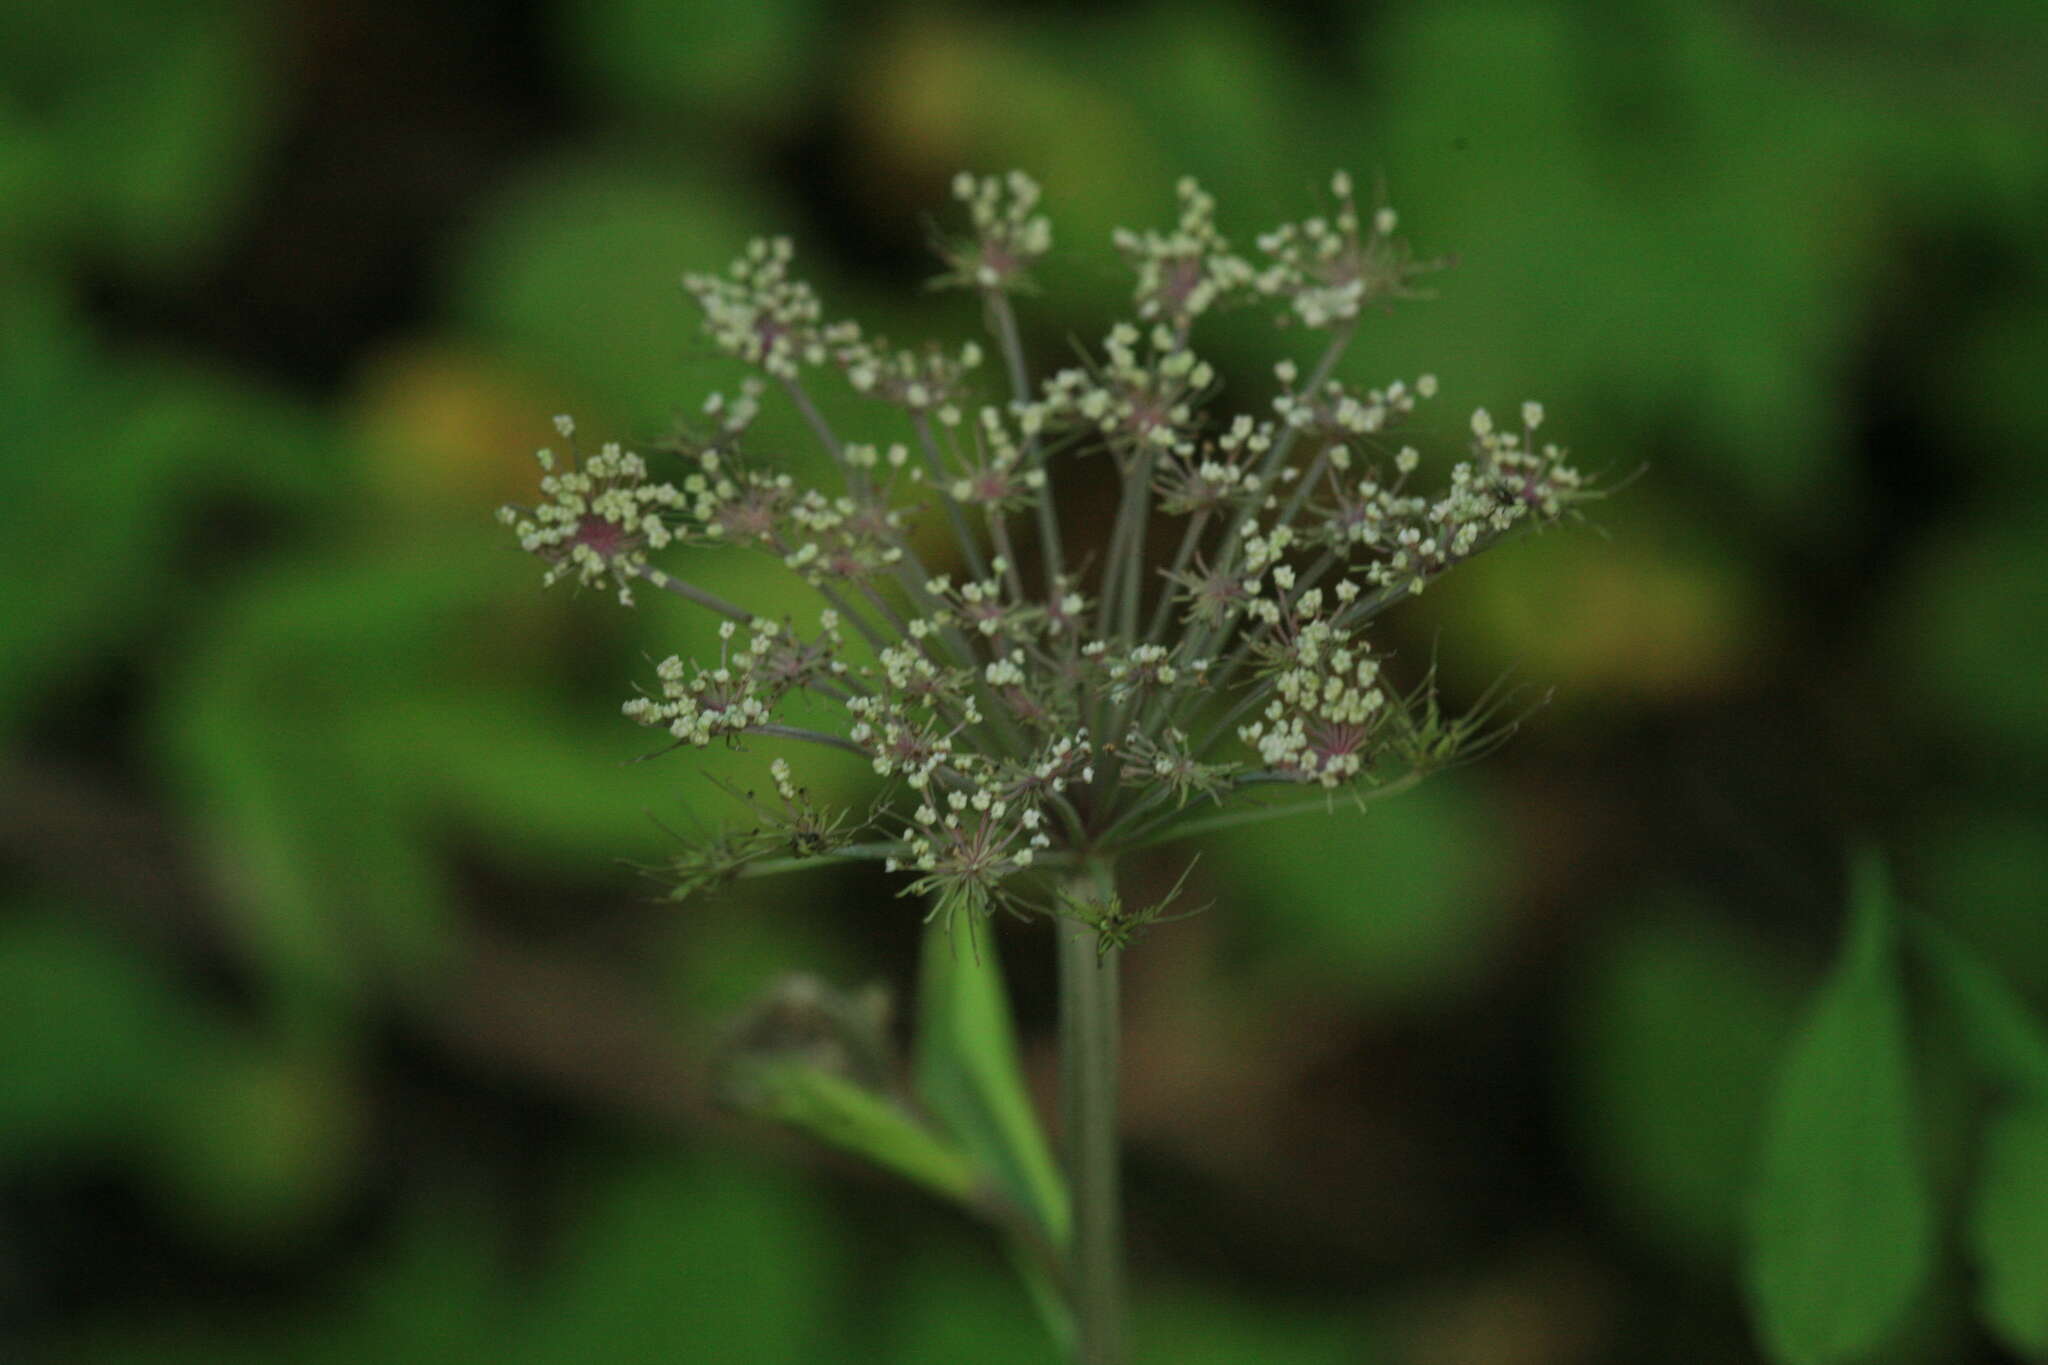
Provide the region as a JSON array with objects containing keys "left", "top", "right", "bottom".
[
  {"left": 946, "top": 407, "right": 1044, "bottom": 511},
  {"left": 834, "top": 332, "right": 983, "bottom": 418},
  {"left": 1154, "top": 413, "right": 1277, "bottom": 517},
  {"left": 1106, "top": 643, "right": 1198, "bottom": 703},
  {"left": 1251, "top": 171, "right": 1441, "bottom": 328},
  {"left": 1470, "top": 401, "right": 1585, "bottom": 520},
  {"left": 495, "top": 432, "right": 685, "bottom": 605},
  {"left": 682, "top": 237, "right": 828, "bottom": 380},
  {"left": 1112, "top": 177, "right": 1256, "bottom": 332},
  {"left": 1269, "top": 394, "right": 1581, "bottom": 596},
  {"left": 622, "top": 617, "right": 844, "bottom": 746},
  {"left": 1036, "top": 324, "right": 1216, "bottom": 456},
  {"left": 505, "top": 170, "right": 1590, "bottom": 920},
  {"left": 886, "top": 729, "right": 1095, "bottom": 903},
  {"left": 895, "top": 786, "right": 1053, "bottom": 894},
  {"left": 945, "top": 171, "right": 1052, "bottom": 289},
  {"left": 1274, "top": 371, "right": 1426, "bottom": 439},
  {"left": 1238, "top": 589, "right": 1387, "bottom": 788}
]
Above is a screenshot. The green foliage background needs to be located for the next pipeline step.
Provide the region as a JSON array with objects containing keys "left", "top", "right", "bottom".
[{"left": 3, "top": 0, "right": 2045, "bottom": 1360}]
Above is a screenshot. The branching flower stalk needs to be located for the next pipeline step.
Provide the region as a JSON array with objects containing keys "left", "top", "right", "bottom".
[{"left": 499, "top": 170, "right": 1592, "bottom": 1365}]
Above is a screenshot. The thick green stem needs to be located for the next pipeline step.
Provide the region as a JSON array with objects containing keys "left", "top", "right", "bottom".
[{"left": 1059, "top": 863, "right": 1124, "bottom": 1365}]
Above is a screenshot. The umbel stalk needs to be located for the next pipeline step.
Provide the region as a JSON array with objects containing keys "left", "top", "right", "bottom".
[{"left": 1060, "top": 860, "right": 1124, "bottom": 1364}]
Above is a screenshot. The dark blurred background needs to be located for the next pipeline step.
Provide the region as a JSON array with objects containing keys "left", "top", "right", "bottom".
[{"left": 4, "top": 1, "right": 2046, "bottom": 1361}]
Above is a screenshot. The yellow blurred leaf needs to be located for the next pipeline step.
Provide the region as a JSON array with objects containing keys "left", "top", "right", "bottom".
[{"left": 354, "top": 340, "right": 581, "bottom": 514}]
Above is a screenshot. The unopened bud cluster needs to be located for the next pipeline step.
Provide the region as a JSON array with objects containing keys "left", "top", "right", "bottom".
[{"left": 499, "top": 172, "right": 1590, "bottom": 923}]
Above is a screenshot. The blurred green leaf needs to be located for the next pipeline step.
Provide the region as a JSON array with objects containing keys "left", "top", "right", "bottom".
[
  {"left": 0, "top": 0, "right": 275, "bottom": 277},
  {"left": 0, "top": 291, "right": 335, "bottom": 740},
  {"left": 1969, "top": 1104, "right": 2048, "bottom": 1355},
  {"left": 312, "top": 1205, "right": 506, "bottom": 1365},
  {"left": 1909, "top": 913, "right": 2048, "bottom": 1099},
  {"left": 1217, "top": 778, "right": 1507, "bottom": 1007},
  {"left": 1747, "top": 855, "right": 1933, "bottom": 1365},
  {"left": 71, "top": 9, "right": 273, "bottom": 276},
  {"left": 882, "top": 1248, "right": 1056, "bottom": 1365},
  {"left": 1359, "top": 2, "right": 1898, "bottom": 518},
  {"left": 0, "top": 905, "right": 205, "bottom": 1166},
  {"left": 509, "top": 1153, "right": 838, "bottom": 1365},
  {"left": 1898, "top": 507, "right": 2048, "bottom": 758},
  {"left": 1136, "top": 1286, "right": 1371, "bottom": 1364},
  {"left": 0, "top": 93, "right": 65, "bottom": 266},
  {"left": 144, "top": 1041, "right": 363, "bottom": 1251},
  {"left": 1912, "top": 807, "right": 2048, "bottom": 995},
  {"left": 154, "top": 551, "right": 495, "bottom": 1020},
  {"left": 666, "top": 899, "right": 865, "bottom": 1036},
  {"left": 69, "top": 1154, "right": 841, "bottom": 1365},
  {"left": 154, "top": 531, "right": 803, "bottom": 1028},
  {"left": 1568, "top": 903, "right": 1799, "bottom": 1264},
  {"left": 562, "top": 0, "right": 827, "bottom": 120},
  {"left": 1105, "top": 1, "right": 1300, "bottom": 218},
  {"left": 847, "top": 12, "right": 1156, "bottom": 291},
  {"left": 1938, "top": 296, "right": 2048, "bottom": 491},
  {"left": 57, "top": 1199, "right": 508, "bottom": 1365},
  {"left": 1800, "top": 0, "right": 2048, "bottom": 40},
  {"left": 885, "top": 1252, "right": 1371, "bottom": 1364},
  {"left": 1440, "top": 501, "right": 1763, "bottom": 706},
  {"left": 914, "top": 916, "right": 1068, "bottom": 1245},
  {"left": 359, "top": 689, "right": 704, "bottom": 871},
  {"left": 451, "top": 158, "right": 772, "bottom": 426}
]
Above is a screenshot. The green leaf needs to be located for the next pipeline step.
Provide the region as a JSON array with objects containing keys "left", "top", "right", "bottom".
[
  {"left": 914, "top": 913, "right": 1068, "bottom": 1245},
  {"left": 1747, "top": 855, "right": 1933, "bottom": 1365},
  {"left": 0, "top": 291, "right": 335, "bottom": 741},
  {"left": 712, "top": 972, "right": 982, "bottom": 1209},
  {"left": 0, "top": 905, "right": 208, "bottom": 1166},
  {"left": 509, "top": 1154, "right": 837, "bottom": 1365},
  {"left": 732, "top": 1060, "right": 981, "bottom": 1204},
  {"left": 1567, "top": 902, "right": 1799, "bottom": 1263},
  {"left": 1970, "top": 1104, "right": 2048, "bottom": 1355},
  {"left": 1136, "top": 1287, "right": 1374, "bottom": 1365},
  {"left": 72, "top": 9, "right": 274, "bottom": 276},
  {"left": 143, "top": 1040, "right": 361, "bottom": 1252},
  {"left": 1913, "top": 805, "right": 2048, "bottom": 994},
  {"left": 883, "top": 1248, "right": 1063, "bottom": 1365},
  {"left": 1909, "top": 913, "right": 2048, "bottom": 1099},
  {"left": 1217, "top": 778, "right": 1507, "bottom": 1008},
  {"left": 451, "top": 159, "right": 772, "bottom": 426},
  {"left": 153, "top": 551, "right": 505, "bottom": 1020},
  {"left": 561, "top": 0, "right": 828, "bottom": 119},
  {"left": 1898, "top": 510, "right": 2048, "bottom": 758},
  {"left": 0, "top": 1, "right": 277, "bottom": 277}
]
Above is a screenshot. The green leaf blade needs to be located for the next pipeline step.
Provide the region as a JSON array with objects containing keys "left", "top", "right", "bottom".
[
  {"left": 1971, "top": 1104, "right": 2048, "bottom": 1355},
  {"left": 1910, "top": 912, "right": 2048, "bottom": 1099},
  {"left": 1747, "top": 856, "right": 1934, "bottom": 1365},
  {"left": 913, "top": 911, "right": 1069, "bottom": 1245},
  {"left": 727, "top": 1060, "right": 981, "bottom": 1206}
]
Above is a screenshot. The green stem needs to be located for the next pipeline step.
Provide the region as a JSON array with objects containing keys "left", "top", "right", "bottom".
[
  {"left": 913, "top": 413, "right": 993, "bottom": 583},
  {"left": 986, "top": 288, "right": 1065, "bottom": 599},
  {"left": 1142, "top": 510, "right": 1208, "bottom": 646},
  {"left": 1059, "top": 862, "right": 1124, "bottom": 1365}
]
